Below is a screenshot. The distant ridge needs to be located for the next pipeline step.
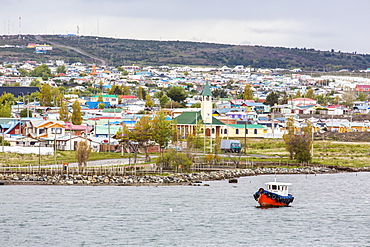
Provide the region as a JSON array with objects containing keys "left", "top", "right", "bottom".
[{"left": 1, "top": 34, "right": 370, "bottom": 70}]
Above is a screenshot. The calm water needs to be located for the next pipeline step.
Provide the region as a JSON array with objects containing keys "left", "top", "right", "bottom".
[{"left": 1, "top": 172, "right": 369, "bottom": 246}]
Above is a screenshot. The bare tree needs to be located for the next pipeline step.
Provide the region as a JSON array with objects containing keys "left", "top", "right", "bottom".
[{"left": 76, "top": 140, "right": 91, "bottom": 173}]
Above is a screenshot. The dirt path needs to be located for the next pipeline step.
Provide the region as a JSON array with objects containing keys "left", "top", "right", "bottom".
[{"left": 35, "top": 35, "right": 106, "bottom": 66}]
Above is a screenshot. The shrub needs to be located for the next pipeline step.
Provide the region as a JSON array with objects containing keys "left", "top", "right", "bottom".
[{"left": 156, "top": 149, "right": 192, "bottom": 172}]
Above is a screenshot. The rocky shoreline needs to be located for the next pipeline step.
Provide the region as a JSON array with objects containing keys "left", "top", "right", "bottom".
[{"left": 0, "top": 166, "right": 369, "bottom": 186}]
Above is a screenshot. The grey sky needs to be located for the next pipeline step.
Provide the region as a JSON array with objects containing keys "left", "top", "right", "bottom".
[{"left": 2, "top": 0, "right": 370, "bottom": 54}]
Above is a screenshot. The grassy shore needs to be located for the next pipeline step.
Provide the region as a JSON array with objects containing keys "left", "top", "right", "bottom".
[
  {"left": 244, "top": 139, "right": 370, "bottom": 167},
  {"left": 1, "top": 139, "right": 370, "bottom": 168}
]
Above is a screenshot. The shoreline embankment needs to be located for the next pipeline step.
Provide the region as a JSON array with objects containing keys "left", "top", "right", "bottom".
[
  {"left": 0, "top": 166, "right": 369, "bottom": 186},
  {"left": 0, "top": 167, "right": 370, "bottom": 186}
]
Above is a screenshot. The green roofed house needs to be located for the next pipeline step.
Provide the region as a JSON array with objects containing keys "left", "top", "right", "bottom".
[{"left": 90, "top": 95, "right": 119, "bottom": 105}]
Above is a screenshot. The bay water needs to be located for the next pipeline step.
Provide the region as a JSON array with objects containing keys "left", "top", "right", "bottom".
[{"left": 1, "top": 172, "right": 369, "bottom": 246}]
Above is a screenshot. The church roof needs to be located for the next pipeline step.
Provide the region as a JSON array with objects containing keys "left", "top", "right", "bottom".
[
  {"left": 174, "top": 112, "right": 202, "bottom": 125},
  {"left": 202, "top": 81, "right": 212, "bottom": 96},
  {"left": 174, "top": 111, "right": 225, "bottom": 126}
]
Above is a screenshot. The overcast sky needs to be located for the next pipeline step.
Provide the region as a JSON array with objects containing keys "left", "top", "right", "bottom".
[{"left": 2, "top": 0, "right": 370, "bottom": 54}]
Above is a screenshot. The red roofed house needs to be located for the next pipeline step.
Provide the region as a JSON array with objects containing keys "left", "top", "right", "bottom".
[
  {"left": 288, "top": 98, "right": 317, "bottom": 107},
  {"left": 64, "top": 122, "right": 93, "bottom": 136},
  {"left": 355, "top": 85, "right": 370, "bottom": 92}
]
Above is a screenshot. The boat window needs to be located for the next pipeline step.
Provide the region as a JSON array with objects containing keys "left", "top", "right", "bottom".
[{"left": 272, "top": 185, "right": 277, "bottom": 190}]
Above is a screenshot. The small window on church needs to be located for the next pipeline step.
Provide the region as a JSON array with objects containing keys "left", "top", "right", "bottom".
[
  {"left": 236, "top": 129, "right": 239, "bottom": 134},
  {"left": 254, "top": 129, "right": 257, "bottom": 134},
  {"left": 224, "top": 129, "right": 227, "bottom": 134}
]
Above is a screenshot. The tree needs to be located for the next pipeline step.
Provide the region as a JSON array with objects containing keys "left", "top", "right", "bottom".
[
  {"left": 280, "top": 91, "right": 288, "bottom": 104},
  {"left": 59, "top": 101, "right": 70, "bottom": 122},
  {"left": 186, "top": 119, "right": 204, "bottom": 149},
  {"left": 0, "top": 92, "right": 14, "bottom": 117},
  {"left": 294, "top": 90, "right": 301, "bottom": 99},
  {"left": 116, "top": 124, "right": 133, "bottom": 156},
  {"left": 0, "top": 136, "right": 10, "bottom": 146},
  {"left": 108, "top": 85, "right": 122, "bottom": 95},
  {"left": 39, "top": 84, "right": 53, "bottom": 106},
  {"left": 0, "top": 92, "right": 15, "bottom": 106},
  {"left": 0, "top": 102, "right": 11, "bottom": 117},
  {"left": 151, "top": 111, "right": 174, "bottom": 166},
  {"left": 315, "top": 94, "right": 328, "bottom": 105},
  {"left": 341, "top": 93, "right": 356, "bottom": 107},
  {"left": 305, "top": 89, "right": 315, "bottom": 99},
  {"left": 20, "top": 108, "right": 33, "bottom": 118},
  {"left": 357, "top": 92, "right": 367, "bottom": 101},
  {"left": 56, "top": 65, "right": 66, "bottom": 74},
  {"left": 30, "top": 79, "right": 42, "bottom": 88},
  {"left": 137, "top": 87, "right": 147, "bottom": 100},
  {"left": 98, "top": 103, "right": 106, "bottom": 109},
  {"left": 159, "top": 94, "right": 170, "bottom": 108},
  {"left": 164, "top": 101, "right": 182, "bottom": 108},
  {"left": 191, "top": 102, "right": 201, "bottom": 108},
  {"left": 167, "top": 86, "right": 187, "bottom": 103},
  {"left": 52, "top": 87, "right": 63, "bottom": 107},
  {"left": 265, "top": 92, "right": 279, "bottom": 106},
  {"left": 122, "top": 86, "right": 130, "bottom": 95},
  {"left": 243, "top": 84, "right": 254, "bottom": 100},
  {"left": 212, "top": 88, "right": 228, "bottom": 99},
  {"left": 145, "top": 94, "right": 155, "bottom": 108},
  {"left": 18, "top": 68, "right": 29, "bottom": 77},
  {"left": 71, "top": 100, "right": 83, "bottom": 125},
  {"left": 76, "top": 140, "right": 91, "bottom": 173},
  {"left": 283, "top": 118, "right": 312, "bottom": 162},
  {"left": 97, "top": 94, "right": 104, "bottom": 102},
  {"left": 29, "top": 64, "right": 51, "bottom": 78},
  {"left": 132, "top": 116, "right": 153, "bottom": 162}
]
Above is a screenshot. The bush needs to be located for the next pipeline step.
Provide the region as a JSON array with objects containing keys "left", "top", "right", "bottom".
[{"left": 156, "top": 149, "right": 192, "bottom": 172}]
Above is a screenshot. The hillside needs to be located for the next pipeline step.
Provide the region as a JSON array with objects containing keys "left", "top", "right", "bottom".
[{"left": 1, "top": 34, "right": 370, "bottom": 70}]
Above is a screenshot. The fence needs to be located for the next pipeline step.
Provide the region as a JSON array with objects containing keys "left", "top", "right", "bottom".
[
  {"left": 0, "top": 160, "right": 320, "bottom": 176},
  {"left": 0, "top": 164, "right": 161, "bottom": 176}
]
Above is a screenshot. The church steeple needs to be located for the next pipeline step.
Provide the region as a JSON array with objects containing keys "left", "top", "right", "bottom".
[{"left": 201, "top": 81, "right": 212, "bottom": 124}]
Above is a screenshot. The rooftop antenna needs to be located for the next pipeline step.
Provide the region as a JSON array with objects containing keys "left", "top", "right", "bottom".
[
  {"left": 97, "top": 18, "right": 99, "bottom": 36},
  {"left": 18, "top": 17, "right": 21, "bottom": 38}
]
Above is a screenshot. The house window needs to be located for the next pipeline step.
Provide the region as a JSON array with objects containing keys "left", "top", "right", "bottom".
[
  {"left": 39, "top": 128, "right": 45, "bottom": 134},
  {"left": 245, "top": 129, "right": 248, "bottom": 134},
  {"left": 236, "top": 129, "right": 239, "bottom": 134},
  {"left": 51, "top": 128, "right": 62, "bottom": 134},
  {"left": 212, "top": 128, "right": 215, "bottom": 134},
  {"left": 224, "top": 129, "right": 227, "bottom": 134},
  {"left": 254, "top": 129, "right": 257, "bottom": 134}
]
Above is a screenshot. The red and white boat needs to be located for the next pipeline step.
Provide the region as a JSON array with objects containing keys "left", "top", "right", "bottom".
[{"left": 253, "top": 179, "right": 294, "bottom": 207}]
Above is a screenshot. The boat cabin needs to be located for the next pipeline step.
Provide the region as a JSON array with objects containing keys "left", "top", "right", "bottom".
[{"left": 265, "top": 181, "right": 291, "bottom": 196}]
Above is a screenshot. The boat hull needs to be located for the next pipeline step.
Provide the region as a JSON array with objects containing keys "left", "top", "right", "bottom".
[
  {"left": 257, "top": 193, "right": 288, "bottom": 207},
  {"left": 253, "top": 189, "right": 294, "bottom": 207}
]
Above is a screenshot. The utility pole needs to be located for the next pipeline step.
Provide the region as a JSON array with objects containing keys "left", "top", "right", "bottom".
[
  {"left": 210, "top": 120, "right": 213, "bottom": 153},
  {"left": 108, "top": 119, "right": 110, "bottom": 152},
  {"left": 244, "top": 121, "right": 247, "bottom": 154}
]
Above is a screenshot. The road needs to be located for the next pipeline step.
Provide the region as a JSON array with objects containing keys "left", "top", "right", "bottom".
[{"left": 35, "top": 35, "right": 106, "bottom": 66}]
